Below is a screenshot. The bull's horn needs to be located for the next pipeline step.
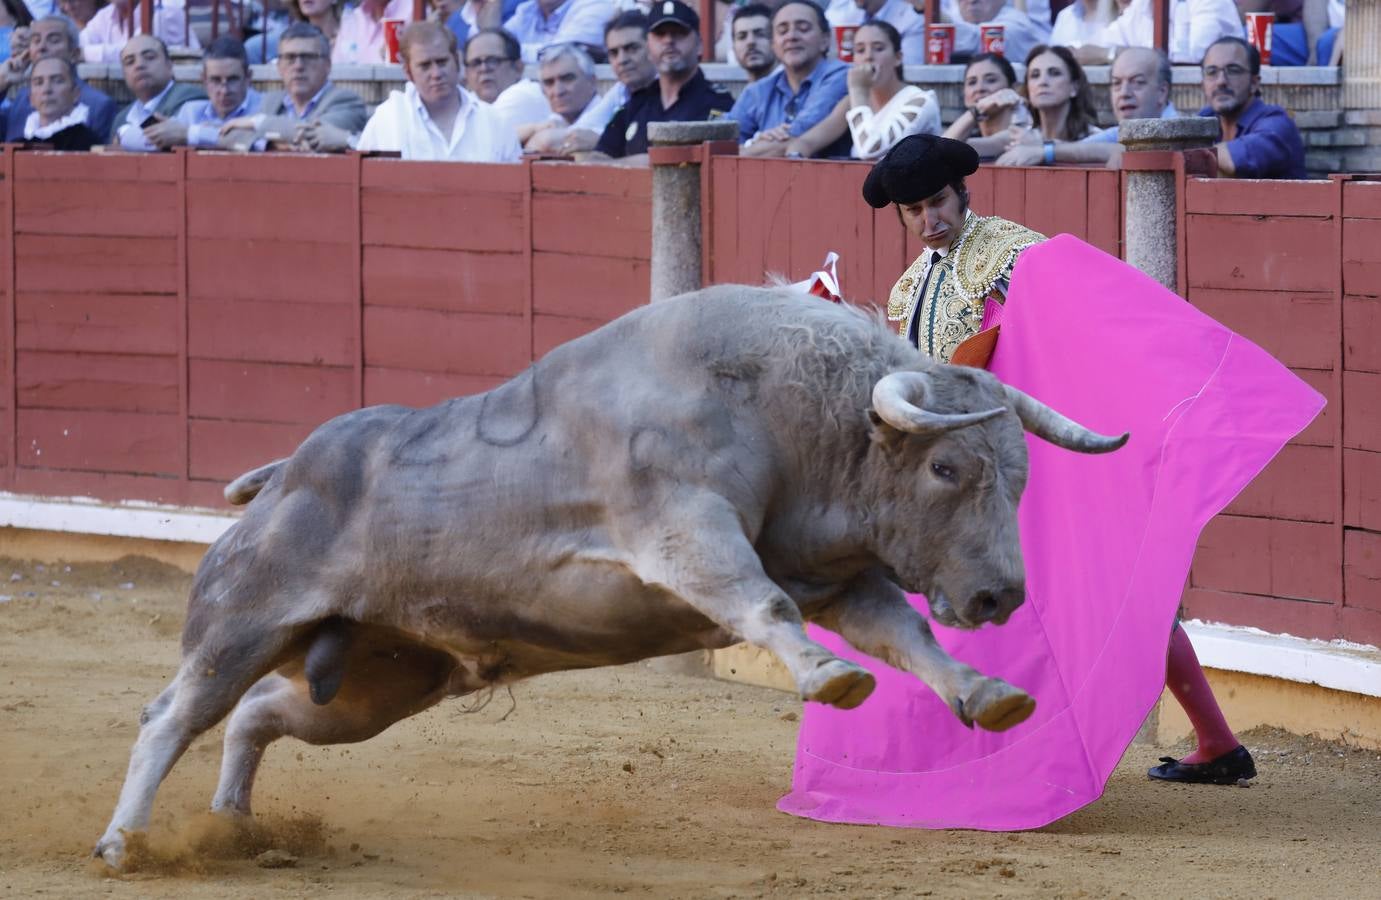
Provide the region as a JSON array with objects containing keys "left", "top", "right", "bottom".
[
  {"left": 871, "top": 372, "right": 1005, "bottom": 435},
  {"left": 1002, "top": 384, "right": 1129, "bottom": 454}
]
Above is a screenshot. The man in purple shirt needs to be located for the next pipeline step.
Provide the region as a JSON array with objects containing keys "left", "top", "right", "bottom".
[{"left": 1198, "top": 36, "right": 1306, "bottom": 180}]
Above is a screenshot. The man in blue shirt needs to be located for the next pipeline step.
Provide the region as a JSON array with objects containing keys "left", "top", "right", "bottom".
[
  {"left": 141, "top": 36, "right": 262, "bottom": 148},
  {"left": 729, "top": 0, "right": 849, "bottom": 158},
  {"left": 1198, "top": 36, "right": 1306, "bottom": 179},
  {"left": 470, "top": 0, "right": 613, "bottom": 64},
  {"left": 3, "top": 16, "right": 116, "bottom": 142}
]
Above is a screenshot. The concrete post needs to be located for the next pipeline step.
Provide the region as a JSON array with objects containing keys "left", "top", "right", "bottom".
[
  {"left": 1118, "top": 117, "right": 1218, "bottom": 291},
  {"left": 1343, "top": 0, "right": 1381, "bottom": 109},
  {"left": 647, "top": 120, "right": 738, "bottom": 302}
]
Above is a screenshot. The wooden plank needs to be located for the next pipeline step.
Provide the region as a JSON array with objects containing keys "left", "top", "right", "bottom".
[
  {"left": 361, "top": 189, "right": 526, "bottom": 252},
  {"left": 360, "top": 158, "right": 528, "bottom": 192},
  {"left": 187, "top": 181, "right": 354, "bottom": 243},
  {"left": 1085, "top": 169, "right": 1121, "bottom": 258},
  {"left": 1187, "top": 289, "right": 1337, "bottom": 370},
  {"left": 531, "top": 192, "right": 651, "bottom": 259},
  {"left": 966, "top": 166, "right": 995, "bottom": 216},
  {"left": 989, "top": 167, "right": 1027, "bottom": 224},
  {"left": 533, "top": 314, "right": 611, "bottom": 359},
  {"left": 18, "top": 408, "right": 181, "bottom": 475},
  {"left": 1338, "top": 604, "right": 1381, "bottom": 648},
  {"left": 1022, "top": 169, "right": 1086, "bottom": 240},
  {"left": 16, "top": 293, "right": 178, "bottom": 355},
  {"left": 13, "top": 467, "right": 196, "bottom": 508},
  {"left": 1342, "top": 181, "right": 1381, "bottom": 219},
  {"left": 530, "top": 162, "right": 652, "bottom": 199},
  {"left": 14, "top": 152, "right": 178, "bottom": 182},
  {"left": 733, "top": 158, "right": 767, "bottom": 285},
  {"left": 789, "top": 161, "right": 873, "bottom": 302},
  {"left": 871, "top": 204, "right": 908, "bottom": 314},
  {"left": 186, "top": 152, "right": 356, "bottom": 184},
  {"left": 1224, "top": 444, "right": 1335, "bottom": 523},
  {"left": 187, "top": 238, "right": 355, "bottom": 304},
  {"left": 1182, "top": 587, "right": 1337, "bottom": 642},
  {"left": 1184, "top": 215, "right": 1336, "bottom": 292},
  {"left": 15, "top": 234, "right": 177, "bottom": 294},
  {"left": 1344, "top": 370, "right": 1381, "bottom": 452},
  {"left": 1344, "top": 295, "right": 1381, "bottom": 373},
  {"left": 1193, "top": 514, "right": 1341, "bottom": 604},
  {"left": 1342, "top": 217, "right": 1381, "bottom": 298},
  {"left": 363, "top": 367, "right": 500, "bottom": 408},
  {"left": 363, "top": 246, "right": 526, "bottom": 315},
  {"left": 532, "top": 252, "right": 648, "bottom": 319},
  {"left": 363, "top": 307, "right": 529, "bottom": 376},
  {"left": 1343, "top": 528, "right": 1381, "bottom": 614},
  {"left": 17, "top": 350, "right": 178, "bottom": 413},
  {"left": 189, "top": 298, "right": 356, "bottom": 367},
  {"left": 1343, "top": 449, "right": 1381, "bottom": 531},
  {"left": 189, "top": 359, "right": 356, "bottom": 424},
  {"left": 188, "top": 418, "right": 316, "bottom": 481},
  {"left": 1290, "top": 368, "right": 1335, "bottom": 449},
  {"left": 760, "top": 159, "right": 794, "bottom": 281},
  {"left": 1185, "top": 178, "right": 1335, "bottom": 217},
  {"left": 708, "top": 156, "right": 737, "bottom": 285},
  {"left": 13, "top": 180, "right": 179, "bottom": 237}
]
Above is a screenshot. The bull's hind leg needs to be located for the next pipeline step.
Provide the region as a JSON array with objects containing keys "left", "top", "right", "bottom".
[
  {"left": 95, "top": 624, "right": 298, "bottom": 868},
  {"left": 212, "top": 627, "right": 456, "bottom": 818}
]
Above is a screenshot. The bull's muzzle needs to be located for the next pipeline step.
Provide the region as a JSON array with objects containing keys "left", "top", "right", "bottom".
[{"left": 961, "top": 585, "right": 1025, "bottom": 627}]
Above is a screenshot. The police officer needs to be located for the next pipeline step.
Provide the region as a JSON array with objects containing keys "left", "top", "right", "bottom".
[{"left": 593, "top": 0, "right": 733, "bottom": 159}]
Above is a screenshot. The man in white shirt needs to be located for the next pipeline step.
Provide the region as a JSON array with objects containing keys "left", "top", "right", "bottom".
[
  {"left": 826, "top": 0, "right": 925, "bottom": 66},
  {"left": 358, "top": 20, "right": 522, "bottom": 161},
  {"left": 949, "top": 0, "right": 1049, "bottom": 68},
  {"left": 1073, "top": 0, "right": 1243, "bottom": 66},
  {"left": 463, "top": 27, "right": 553, "bottom": 135},
  {"left": 522, "top": 42, "right": 605, "bottom": 153}
]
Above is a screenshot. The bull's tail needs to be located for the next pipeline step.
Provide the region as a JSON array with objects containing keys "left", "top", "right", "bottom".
[{"left": 223, "top": 458, "right": 288, "bottom": 505}]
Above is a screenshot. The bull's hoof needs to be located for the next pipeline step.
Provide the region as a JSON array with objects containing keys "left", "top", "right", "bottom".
[
  {"left": 93, "top": 833, "right": 127, "bottom": 870},
  {"left": 802, "top": 658, "right": 876, "bottom": 710},
  {"left": 960, "top": 680, "right": 1035, "bottom": 732}
]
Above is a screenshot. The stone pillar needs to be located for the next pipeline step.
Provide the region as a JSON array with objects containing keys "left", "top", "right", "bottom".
[
  {"left": 1343, "top": 0, "right": 1381, "bottom": 109},
  {"left": 647, "top": 120, "right": 738, "bottom": 302},
  {"left": 1118, "top": 117, "right": 1218, "bottom": 291}
]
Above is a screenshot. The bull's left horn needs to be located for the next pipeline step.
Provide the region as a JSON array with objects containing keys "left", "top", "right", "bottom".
[
  {"left": 1002, "top": 384, "right": 1129, "bottom": 454},
  {"left": 871, "top": 371, "right": 1005, "bottom": 435}
]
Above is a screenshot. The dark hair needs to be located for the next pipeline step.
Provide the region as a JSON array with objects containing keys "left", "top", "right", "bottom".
[
  {"left": 1023, "top": 44, "right": 1098, "bottom": 143},
  {"left": 772, "top": 0, "right": 828, "bottom": 35},
  {"left": 289, "top": 0, "right": 343, "bottom": 22},
  {"left": 604, "top": 9, "right": 648, "bottom": 40},
  {"left": 3, "top": 0, "right": 33, "bottom": 28},
  {"left": 732, "top": 2, "right": 773, "bottom": 26},
  {"left": 464, "top": 26, "right": 521, "bottom": 63},
  {"left": 892, "top": 179, "right": 969, "bottom": 228},
  {"left": 1203, "top": 35, "right": 1260, "bottom": 76},
  {"left": 204, "top": 35, "right": 250, "bottom": 72},
  {"left": 853, "top": 19, "right": 904, "bottom": 77},
  {"left": 279, "top": 21, "right": 331, "bottom": 58},
  {"left": 965, "top": 51, "right": 1017, "bottom": 88}
]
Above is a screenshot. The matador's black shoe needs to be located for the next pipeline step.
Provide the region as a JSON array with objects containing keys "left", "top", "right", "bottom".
[{"left": 1148, "top": 745, "right": 1256, "bottom": 785}]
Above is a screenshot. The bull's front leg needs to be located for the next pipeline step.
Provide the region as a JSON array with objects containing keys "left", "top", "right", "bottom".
[{"left": 811, "top": 571, "right": 1035, "bottom": 732}]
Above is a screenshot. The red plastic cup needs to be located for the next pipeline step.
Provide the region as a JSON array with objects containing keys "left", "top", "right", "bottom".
[
  {"left": 925, "top": 23, "right": 955, "bottom": 64},
  {"left": 383, "top": 18, "right": 406, "bottom": 63},
  {"left": 834, "top": 25, "right": 857, "bottom": 63},
  {"left": 1245, "top": 12, "right": 1274, "bottom": 65},
  {"left": 980, "top": 24, "right": 1005, "bottom": 57}
]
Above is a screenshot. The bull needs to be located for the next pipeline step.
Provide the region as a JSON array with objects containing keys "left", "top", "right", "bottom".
[{"left": 95, "top": 286, "right": 1126, "bottom": 867}]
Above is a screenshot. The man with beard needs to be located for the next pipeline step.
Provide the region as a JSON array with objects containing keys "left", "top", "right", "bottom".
[
  {"left": 730, "top": 3, "right": 775, "bottom": 82},
  {"left": 592, "top": 0, "right": 732, "bottom": 161},
  {"left": 1198, "top": 36, "right": 1305, "bottom": 179}
]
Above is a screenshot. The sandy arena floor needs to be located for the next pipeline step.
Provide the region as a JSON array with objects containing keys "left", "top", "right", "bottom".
[{"left": 1, "top": 554, "right": 1378, "bottom": 899}]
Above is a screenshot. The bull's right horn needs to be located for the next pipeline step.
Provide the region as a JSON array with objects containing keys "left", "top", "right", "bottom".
[
  {"left": 871, "top": 372, "right": 1005, "bottom": 435},
  {"left": 1002, "top": 384, "right": 1129, "bottom": 454}
]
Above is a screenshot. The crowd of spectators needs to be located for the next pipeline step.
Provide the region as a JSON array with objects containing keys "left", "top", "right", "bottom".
[{"left": 0, "top": 0, "right": 1343, "bottom": 178}]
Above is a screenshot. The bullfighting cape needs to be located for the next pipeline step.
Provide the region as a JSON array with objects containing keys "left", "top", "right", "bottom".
[
  {"left": 779, "top": 235, "right": 1325, "bottom": 831},
  {"left": 887, "top": 212, "right": 1044, "bottom": 361}
]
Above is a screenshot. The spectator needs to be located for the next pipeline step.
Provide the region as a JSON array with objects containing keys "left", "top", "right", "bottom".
[
  {"left": 731, "top": 0, "right": 849, "bottom": 158},
  {"left": 80, "top": 0, "right": 200, "bottom": 63},
  {"left": 824, "top": 0, "right": 924, "bottom": 65},
  {"left": 112, "top": 34, "right": 206, "bottom": 150},
  {"left": 139, "top": 37, "right": 262, "bottom": 148},
  {"left": 1076, "top": 0, "right": 1243, "bottom": 65},
  {"left": 950, "top": 0, "right": 1049, "bottom": 70},
  {"left": 0, "top": 24, "right": 29, "bottom": 107},
  {"left": 995, "top": 44, "right": 1098, "bottom": 165},
  {"left": 1199, "top": 36, "right": 1306, "bottom": 178},
  {"left": 430, "top": 0, "right": 469, "bottom": 43},
  {"left": 730, "top": 2, "right": 774, "bottom": 82},
  {"left": 1050, "top": 0, "right": 1117, "bottom": 47},
  {"left": 463, "top": 27, "right": 551, "bottom": 134},
  {"left": 941, "top": 51, "right": 1030, "bottom": 160},
  {"left": 55, "top": 0, "right": 98, "bottom": 29},
  {"left": 357, "top": 20, "right": 520, "bottom": 159},
  {"left": 786, "top": 20, "right": 939, "bottom": 159},
  {"left": 521, "top": 42, "right": 608, "bottom": 153},
  {"left": 4, "top": 16, "right": 116, "bottom": 140},
  {"left": 592, "top": 0, "right": 733, "bottom": 160},
  {"left": 334, "top": 0, "right": 411, "bottom": 63},
  {"left": 292, "top": 0, "right": 344, "bottom": 49},
  {"left": 19, "top": 55, "right": 98, "bottom": 147},
  {"left": 470, "top": 0, "right": 614, "bottom": 65},
  {"left": 1, "top": 0, "right": 33, "bottom": 63},
  {"left": 220, "top": 23, "right": 367, "bottom": 151}
]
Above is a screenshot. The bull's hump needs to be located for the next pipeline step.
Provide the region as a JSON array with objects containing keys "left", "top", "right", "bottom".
[{"left": 478, "top": 367, "right": 539, "bottom": 447}]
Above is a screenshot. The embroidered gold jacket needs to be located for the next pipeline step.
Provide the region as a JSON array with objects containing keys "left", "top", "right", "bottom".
[{"left": 886, "top": 214, "right": 1046, "bottom": 362}]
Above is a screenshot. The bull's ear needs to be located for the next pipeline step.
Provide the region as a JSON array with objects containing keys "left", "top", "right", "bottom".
[{"left": 867, "top": 408, "right": 908, "bottom": 452}]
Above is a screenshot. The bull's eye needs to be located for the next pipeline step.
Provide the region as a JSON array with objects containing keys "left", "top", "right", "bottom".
[{"left": 930, "top": 462, "right": 956, "bottom": 482}]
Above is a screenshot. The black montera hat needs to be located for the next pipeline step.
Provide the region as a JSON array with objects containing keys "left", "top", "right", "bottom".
[
  {"left": 861, "top": 134, "right": 981, "bottom": 209},
  {"left": 648, "top": 0, "right": 700, "bottom": 31}
]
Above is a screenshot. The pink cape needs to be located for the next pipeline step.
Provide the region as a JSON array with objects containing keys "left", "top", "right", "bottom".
[{"left": 777, "top": 235, "right": 1325, "bottom": 831}]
